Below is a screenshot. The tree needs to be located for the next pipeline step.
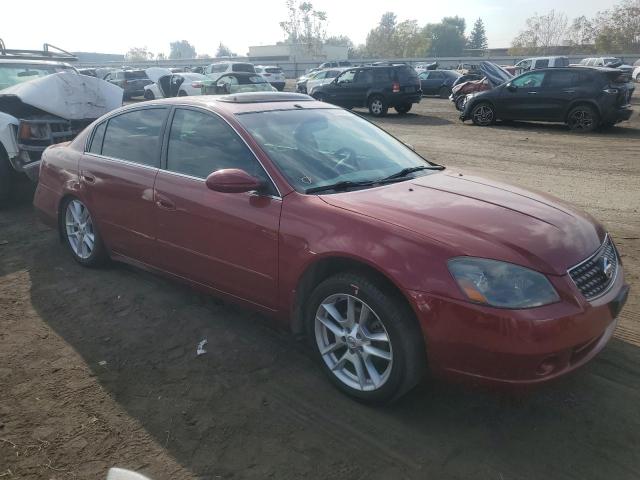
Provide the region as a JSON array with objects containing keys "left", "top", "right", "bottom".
[
  {"left": 325, "top": 35, "right": 353, "bottom": 48},
  {"left": 280, "top": 1, "right": 328, "bottom": 55},
  {"left": 467, "top": 18, "right": 488, "bottom": 51},
  {"left": 215, "top": 43, "right": 236, "bottom": 57},
  {"left": 156, "top": 52, "right": 167, "bottom": 61},
  {"left": 510, "top": 10, "right": 569, "bottom": 55},
  {"left": 424, "top": 17, "right": 467, "bottom": 56},
  {"left": 125, "top": 47, "right": 153, "bottom": 62},
  {"left": 364, "top": 12, "right": 399, "bottom": 57},
  {"left": 566, "top": 15, "right": 595, "bottom": 49},
  {"left": 592, "top": 0, "right": 640, "bottom": 53},
  {"left": 169, "top": 40, "right": 197, "bottom": 60}
]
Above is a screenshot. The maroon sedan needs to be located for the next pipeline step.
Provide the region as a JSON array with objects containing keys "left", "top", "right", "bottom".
[{"left": 33, "top": 92, "right": 629, "bottom": 403}]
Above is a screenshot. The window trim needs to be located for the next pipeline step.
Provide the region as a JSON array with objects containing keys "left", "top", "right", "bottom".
[
  {"left": 83, "top": 105, "right": 171, "bottom": 169},
  {"left": 161, "top": 105, "right": 282, "bottom": 199}
]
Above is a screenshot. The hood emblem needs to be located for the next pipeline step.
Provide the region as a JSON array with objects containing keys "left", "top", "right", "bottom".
[{"left": 602, "top": 257, "right": 614, "bottom": 280}]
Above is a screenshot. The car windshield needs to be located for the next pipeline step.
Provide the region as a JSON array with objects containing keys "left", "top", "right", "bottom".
[
  {"left": 236, "top": 108, "right": 438, "bottom": 193},
  {"left": 0, "top": 63, "right": 75, "bottom": 89}
]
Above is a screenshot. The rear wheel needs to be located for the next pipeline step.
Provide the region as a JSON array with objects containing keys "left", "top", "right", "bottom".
[
  {"left": 368, "top": 95, "right": 388, "bottom": 117},
  {"left": 307, "top": 272, "right": 425, "bottom": 404},
  {"left": 61, "top": 197, "right": 107, "bottom": 267},
  {"left": 144, "top": 89, "right": 155, "bottom": 100},
  {"left": 438, "top": 86, "right": 450, "bottom": 99},
  {"left": 567, "top": 105, "right": 599, "bottom": 133},
  {"left": 471, "top": 102, "right": 495, "bottom": 126},
  {"left": 394, "top": 103, "right": 412, "bottom": 115}
]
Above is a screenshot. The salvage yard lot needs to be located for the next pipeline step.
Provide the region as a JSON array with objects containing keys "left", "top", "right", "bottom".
[{"left": 1, "top": 94, "right": 639, "bottom": 479}]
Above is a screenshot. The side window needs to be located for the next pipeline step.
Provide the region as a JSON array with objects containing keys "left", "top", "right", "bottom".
[
  {"left": 166, "top": 109, "right": 274, "bottom": 192},
  {"left": 336, "top": 70, "right": 356, "bottom": 84},
  {"left": 419, "top": 72, "right": 429, "bottom": 80},
  {"left": 373, "top": 69, "right": 391, "bottom": 82},
  {"left": 101, "top": 108, "right": 166, "bottom": 167},
  {"left": 88, "top": 121, "right": 106, "bottom": 154},
  {"left": 355, "top": 70, "right": 373, "bottom": 84},
  {"left": 545, "top": 71, "right": 575, "bottom": 88},
  {"left": 314, "top": 71, "right": 327, "bottom": 80},
  {"left": 430, "top": 72, "right": 444, "bottom": 79},
  {"left": 512, "top": 72, "right": 545, "bottom": 88},
  {"left": 326, "top": 70, "right": 340, "bottom": 78},
  {"left": 535, "top": 59, "right": 549, "bottom": 68}
]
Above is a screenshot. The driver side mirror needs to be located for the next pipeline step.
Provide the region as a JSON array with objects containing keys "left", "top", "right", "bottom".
[
  {"left": 507, "top": 83, "right": 517, "bottom": 92},
  {"left": 205, "top": 169, "right": 263, "bottom": 194}
]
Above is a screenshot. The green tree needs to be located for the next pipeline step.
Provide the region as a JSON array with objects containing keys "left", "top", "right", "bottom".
[
  {"left": 592, "top": 0, "right": 640, "bottom": 53},
  {"left": 425, "top": 17, "right": 467, "bottom": 56},
  {"left": 280, "top": 1, "right": 328, "bottom": 55},
  {"left": 169, "top": 40, "right": 197, "bottom": 59},
  {"left": 364, "top": 12, "right": 399, "bottom": 57},
  {"left": 467, "top": 18, "right": 488, "bottom": 51}
]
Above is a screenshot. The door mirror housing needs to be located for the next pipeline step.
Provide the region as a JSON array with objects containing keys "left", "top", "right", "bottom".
[
  {"left": 506, "top": 83, "right": 517, "bottom": 92},
  {"left": 205, "top": 169, "right": 263, "bottom": 193}
]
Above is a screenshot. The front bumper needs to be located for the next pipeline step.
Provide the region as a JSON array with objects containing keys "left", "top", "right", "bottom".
[{"left": 408, "top": 266, "right": 628, "bottom": 387}]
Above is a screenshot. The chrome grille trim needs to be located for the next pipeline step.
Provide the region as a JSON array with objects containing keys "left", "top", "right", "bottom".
[{"left": 568, "top": 235, "right": 618, "bottom": 301}]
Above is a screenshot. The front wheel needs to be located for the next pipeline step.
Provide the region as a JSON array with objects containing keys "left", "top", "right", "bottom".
[
  {"left": 471, "top": 102, "right": 495, "bottom": 126},
  {"left": 307, "top": 273, "right": 425, "bottom": 404},
  {"left": 61, "top": 198, "right": 107, "bottom": 267},
  {"left": 368, "top": 95, "right": 388, "bottom": 117},
  {"left": 567, "top": 105, "right": 599, "bottom": 133},
  {"left": 394, "top": 103, "right": 412, "bottom": 115}
]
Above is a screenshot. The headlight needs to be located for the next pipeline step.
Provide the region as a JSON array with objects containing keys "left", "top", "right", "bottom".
[
  {"left": 448, "top": 257, "right": 559, "bottom": 309},
  {"left": 18, "top": 121, "right": 51, "bottom": 141}
]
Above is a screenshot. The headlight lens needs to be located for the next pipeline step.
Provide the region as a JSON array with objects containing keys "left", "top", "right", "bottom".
[
  {"left": 448, "top": 257, "right": 559, "bottom": 309},
  {"left": 18, "top": 121, "right": 51, "bottom": 141}
]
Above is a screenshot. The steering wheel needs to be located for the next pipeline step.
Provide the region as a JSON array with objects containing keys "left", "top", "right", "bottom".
[{"left": 334, "top": 147, "right": 358, "bottom": 171}]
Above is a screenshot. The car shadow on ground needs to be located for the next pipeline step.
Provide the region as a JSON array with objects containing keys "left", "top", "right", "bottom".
[
  {"left": 5, "top": 212, "right": 637, "bottom": 480},
  {"left": 481, "top": 120, "right": 640, "bottom": 138},
  {"left": 355, "top": 110, "right": 452, "bottom": 127}
]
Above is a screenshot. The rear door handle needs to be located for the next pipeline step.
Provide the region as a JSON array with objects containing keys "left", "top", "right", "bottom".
[
  {"left": 81, "top": 173, "right": 95, "bottom": 184},
  {"left": 155, "top": 194, "right": 176, "bottom": 211}
]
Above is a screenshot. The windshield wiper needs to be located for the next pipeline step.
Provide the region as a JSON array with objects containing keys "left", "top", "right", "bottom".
[
  {"left": 379, "top": 165, "right": 444, "bottom": 182},
  {"left": 305, "top": 180, "right": 375, "bottom": 194}
]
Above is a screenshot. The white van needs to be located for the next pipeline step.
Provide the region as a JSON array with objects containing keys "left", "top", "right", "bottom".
[
  {"left": 514, "top": 56, "right": 570, "bottom": 74},
  {"left": 204, "top": 62, "right": 255, "bottom": 76}
]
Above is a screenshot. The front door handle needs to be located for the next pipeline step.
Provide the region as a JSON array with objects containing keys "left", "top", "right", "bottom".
[
  {"left": 81, "top": 172, "right": 95, "bottom": 184},
  {"left": 527, "top": 91, "right": 538, "bottom": 95},
  {"left": 155, "top": 194, "right": 176, "bottom": 211}
]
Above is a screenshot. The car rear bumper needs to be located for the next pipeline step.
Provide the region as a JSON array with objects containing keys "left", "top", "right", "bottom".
[
  {"left": 389, "top": 93, "right": 422, "bottom": 106},
  {"left": 407, "top": 267, "right": 629, "bottom": 387}
]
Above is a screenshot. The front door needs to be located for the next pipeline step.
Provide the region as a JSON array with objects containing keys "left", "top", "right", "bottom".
[
  {"left": 154, "top": 107, "right": 282, "bottom": 309},
  {"left": 80, "top": 107, "right": 168, "bottom": 263},
  {"left": 324, "top": 69, "right": 357, "bottom": 106},
  {"left": 497, "top": 71, "right": 548, "bottom": 120}
]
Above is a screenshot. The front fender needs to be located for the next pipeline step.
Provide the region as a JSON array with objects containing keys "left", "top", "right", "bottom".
[{"left": 0, "top": 112, "right": 19, "bottom": 159}]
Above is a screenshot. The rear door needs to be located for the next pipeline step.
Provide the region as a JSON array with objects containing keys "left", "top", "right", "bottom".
[
  {"left": 81, "top": 107, "right": 169, "bottom": 263},
  {"left": 540, "top": 70, "right": 583, "bottom": 121},
  {"left": 154, "top": 107, "right": 282, "bottom": 309},
  {"left": 421, "top": 71, "right": 444, "bottom": 94}
]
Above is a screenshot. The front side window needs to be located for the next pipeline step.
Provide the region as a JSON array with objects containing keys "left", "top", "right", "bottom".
[
  {"left": 336, "top": 70, "right": 356, "bottom": 84},
  {"left": 166, "top": 109, "right": 274, "bottom": 192},
  {"left": 236, "top": 108, "right": 436, "bottom": 193},
  {"left": 101, "top": 108, "right": 166, "bottom": 167},
  {"left": 512, "top": 72, "right": 545, "bottom": 88},
  {"left": 535, "top": 59, "right": 549, "bottom": 68}
]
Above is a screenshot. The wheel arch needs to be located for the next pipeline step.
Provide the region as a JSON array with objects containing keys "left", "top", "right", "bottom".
[
  {"left": 290, "top": 255, "right": 417, "bottom": 336},
  {"left": 565, "top": 100, "right": 601, "bottom": 122}
]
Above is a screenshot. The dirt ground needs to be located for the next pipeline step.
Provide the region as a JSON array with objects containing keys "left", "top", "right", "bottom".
[{"left": 1, "top": 91, "right": 639, "bottom": 480}]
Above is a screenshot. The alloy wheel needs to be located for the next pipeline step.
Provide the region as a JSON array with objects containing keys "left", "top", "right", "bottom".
[
  {"left": 370, "top": 99, "right": 384, "bottom": 115},
  {"left": 65, "top": 200, "right": 95, "bottom": 259},
  {"left": 569, "top": 109, "right": 594, "bottom": 131},
  {"left": 473, "top": 105, "right": 494, "bottom": 125},
  {"left": 314, "top": 293, "right": 393, "bottom": 392}
]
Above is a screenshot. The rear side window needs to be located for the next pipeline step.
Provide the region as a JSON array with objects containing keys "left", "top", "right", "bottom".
[
  {"left": 88, "top": 122, "right": 106, "bottom": 154},
  {"left": 355, "top": 70, "right": 373, "bottom": 84},
  {"left": 557, "top": 57, "right": 570, "bottom": 67},
  {"left": 125, "top": 71, "right": 147, "bottom": 80},
  {"left": 102, "top": 108, "right": 166, "bottom": 167},
  {"left": 373, "top": 68, "right": 391, "bottom": 82},
  {"left": 395, "top": 66, "right": 418, "bottom": 83},
  {"left": 535, "top": 59, "right": 549, "bottom": 68},
  {"left": 166, "top": 109, "right": 273, "bottom": 192},
  {"left": 231, "top": 64, "right": 256, "bottom": 73},
  {"left": 265, "top": 67, "right": 281, "bottom": 73},
  {"left": 545, "top": 71, "right": 576, "bottom": 88}
]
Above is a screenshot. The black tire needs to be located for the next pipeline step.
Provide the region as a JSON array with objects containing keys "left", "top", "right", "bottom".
[
  {"left": 0, "top": 148, "right": 12, "bottom": 207},
  {"left": 60, "top": 197, "right": 108, "bottom": 267},
  {"left": 306, "top": 272, "right": 425, "bottom": 404},
  {"left": 599, "top": 122, "right": 616, "bottom": 130},
  {"left": 368, "top": 95, "right": 388, "bottom": 117},
  {"left": 567, "top": 105, "right": 599, "bottom": 133},
  {"left": 394, "top": 103, "right": 412, "bottom": 115},
  {"left": 470, "top": 102, "right": 496, "bottom": 126},
  {"left": 454, "top": 95, "right": 466, "bottom": 112},
  {"left": 438, "top": 86, "right": 450, "bottom": 99},
  {"left": 143, "top": 89, "right": 155, "bottom": 100},
  {"left": 313, "top": 92, "right": 326, "bottom": 102}
]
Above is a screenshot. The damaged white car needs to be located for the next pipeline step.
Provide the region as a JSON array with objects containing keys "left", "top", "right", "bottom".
[{"left": 0, "top": 42, "right": 122, "bottom": 204}]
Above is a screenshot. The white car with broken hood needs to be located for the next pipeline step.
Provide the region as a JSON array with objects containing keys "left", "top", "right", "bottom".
[
  {"left": 0, "top": 59, "right": 122, "bottom": 203},
  {"left": 143, "top": 67, "right": 205, "bottom": 100}
]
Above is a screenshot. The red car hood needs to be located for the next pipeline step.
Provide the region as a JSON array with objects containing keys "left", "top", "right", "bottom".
[{"left": 320, "top": 171, "right": 605, "bottom": 275}]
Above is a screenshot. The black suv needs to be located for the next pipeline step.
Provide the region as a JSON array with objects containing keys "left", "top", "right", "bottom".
[
  {"left": 104, "top": 69, "right": 152, "bottom": 100},
  {"left": 311, "top": 65, "right": 422, "bottom": 116},
  {"left": 461, "top": 67, "right": 634, "bottom": 132}
]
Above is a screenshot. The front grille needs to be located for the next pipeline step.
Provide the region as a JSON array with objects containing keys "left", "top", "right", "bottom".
[{"left": 569, "top": 236, "right": 618, "bottom": 301}]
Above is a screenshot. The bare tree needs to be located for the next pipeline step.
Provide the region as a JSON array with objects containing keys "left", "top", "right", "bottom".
[
  {"left": 510, "top": 10, "right": 569, "bottom": 55},
  {"left": 279, "top": 1, "right": 328, "bottom": 55}
]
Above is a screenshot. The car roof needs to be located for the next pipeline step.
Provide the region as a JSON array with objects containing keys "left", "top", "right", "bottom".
[
  {"left": 117, "top": 92, "right": 340, "bottom": 115},
  {"left": 525, "top": 66, "right": 620, "bottom": 74}
]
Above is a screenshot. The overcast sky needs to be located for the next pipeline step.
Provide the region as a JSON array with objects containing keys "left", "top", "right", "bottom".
[{"left": 2, "top": 0, "right": 619, "bottom": 56}]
